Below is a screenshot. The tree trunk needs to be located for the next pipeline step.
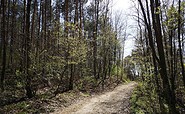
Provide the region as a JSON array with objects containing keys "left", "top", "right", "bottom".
[
  {"left": 1, "top": 0, "right": 6, "bottom": 91},
  {"left": 25, "top": 0, "right": 33, "bottom": 98},
  {"left": 65, "top": 0, "right": 69, "bottom": 36},
  {"left": 150, "top": 0, "right": 178, "bottom": 113},
  {"left": 6, "top": 0, "right": 10, "bottom": 68},
  {"left": 9, "top": 0, "right": 17, "bottom": 72},
  {"left": 31, "top": 0, "right": 37, "bottom": 46},
  {"left": 93, "top": 0, "right": 99, "bottom": 80}
]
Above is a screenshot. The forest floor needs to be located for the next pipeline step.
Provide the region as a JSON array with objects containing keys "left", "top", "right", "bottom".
[
  {"left": 52, "top": 82, "right": 137, "bottom": 114},
  {"left": 0, "top": 81, "right": 137, "bottom": 114}
]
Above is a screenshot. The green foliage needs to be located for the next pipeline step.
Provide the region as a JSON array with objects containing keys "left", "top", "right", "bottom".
[
  {"left": 111, "top": 65, "right": 122, "bottom": 76},
  {"left": 124, "top": 55, "right": 137, "bottom": 80},
  {"left": 0, "top": 1, "right": 127, "bottom": 113},
  {"left": 17, "top": 102, "right": 30, "bottom": 111},
  {"left": 130, "top": 81, "right": 161, "bottom": 114},
  {"left": 163, "top": 3, "right": 185, "bottom": 30},
  {"left": 155, "top": 6, "right": 161, "bottom": 14},
  {"left": 76, "top": 75, "right": 96, "bottom": 91},
  {"left": 15, "top": 70, "right": 25, "bottom": 88},
  {"left": 3, "top": 101, "right": 32, "bottom": 114}
]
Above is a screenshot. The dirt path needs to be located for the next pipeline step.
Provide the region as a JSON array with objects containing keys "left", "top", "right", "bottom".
[{"left": 52, "top": 82, "right": 137, "bottom": 114}]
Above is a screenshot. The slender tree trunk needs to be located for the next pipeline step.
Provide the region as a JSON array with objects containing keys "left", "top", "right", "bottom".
[
  {"left": 152, "top": 56, "right": 165, "bottom": 113},
  {"left": 31, "top": 0, "right": 37, "bottom": 46},
  {"left": 79, "top": 0, "right": 83, "bottom": 36},
  {"left": 1, "top": 0, "right": 6, "bottom": 91},
  {"left": 6, "top": 0, "right": 10, "bottom": 68},
  {"left": 44, "top": 0, "right": 47, "bottom": 50},
  {"left": 69, "top": 61, "right": 74, "bottom": 90},
  {"left": 74, "top": 0, "right": 79, "bottom": 25},
  {"left": 37, "top": 0, "right": 41, "bottom": 63},
  {"left": 25, "top": 0, "right": 33, "bottom": 98},
  {"left": 41, "top": 0, "right": 44, "bottom": 50},
  {"left": 0, "top": 0, "right": 2, "bottom": 59},
  {"left": 64, "top": 0, "right": 72, "bottom": 90},
  {"left": 21, "top": 0, "right": 27, "bottom": 72},
  {"left": 9, "top": 0, "right": 16, "bottom": 72},
  {"left": 93, "top": 0, "right": 99, "bottom": 80},
  {"left": 65, "top": 0, "right": 69, "bottom": 36}
]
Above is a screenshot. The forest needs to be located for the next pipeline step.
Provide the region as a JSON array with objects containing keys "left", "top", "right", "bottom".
[{"left": 0, "top": 0, "right": 185, "bottom": 114}]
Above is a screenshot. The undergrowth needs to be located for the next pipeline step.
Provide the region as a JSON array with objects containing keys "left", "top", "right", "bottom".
[{"left": 130, "top": 82, "right": 161, "bottom": 114}]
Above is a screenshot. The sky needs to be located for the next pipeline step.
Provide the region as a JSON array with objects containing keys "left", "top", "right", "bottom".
[
  {"left": 112, "top": 0, "right": 132, "bottom": 11},
  {"left": 112, "top": 0, "right": 136, "bottom": 57}
]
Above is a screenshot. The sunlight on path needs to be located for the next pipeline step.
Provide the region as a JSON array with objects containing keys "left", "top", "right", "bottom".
[{"left": 52, "top": 82, "right": 137, "bottom": 114}]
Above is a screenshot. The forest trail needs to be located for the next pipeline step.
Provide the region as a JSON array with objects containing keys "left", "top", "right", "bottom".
[{"left": 52, "top": 82, "right": 137, "bottom": 114}]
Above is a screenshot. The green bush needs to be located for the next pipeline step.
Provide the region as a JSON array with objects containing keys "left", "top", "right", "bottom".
[
  {"left": 111, "top": 65, "right": 124, "bottom": 77},
  {"left": 130, "top": 82, "right": 160, "bottom": 114}
]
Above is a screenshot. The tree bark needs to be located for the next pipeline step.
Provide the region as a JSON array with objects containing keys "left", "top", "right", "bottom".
[
  {"left": 31, "top": 0, "right": 37, "bottom": 46},
  {"left": 1, "top": 0, "right": 6, "bottom": 91},
  {"left": 93, "top": 0, "right": 99, "bottom": 80},
  {"left": 150, "top": 0, "right": 178, "bottom": 113},
  {"left": 65, "top": 0, "right": 69, "bottom": 36},
  {"left": 25, "top": 0, "right": 33, "bottom": 98}
]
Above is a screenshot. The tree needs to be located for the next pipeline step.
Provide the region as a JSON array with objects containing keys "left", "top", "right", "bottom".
[
  {"left": 178, "top": 0, "right": 185, "bottom": 87},
  {"left": 0, "top": 0, "right": 127, "bottom": 107},
  {"left": 25, "top": 0, "right": 33, "bottom": 98},
  {"left": 135, "top": 0, "right": 185, "bottom": 113},
  {"left": 1, "top": 0, "right": 6, "bottom": 91}
]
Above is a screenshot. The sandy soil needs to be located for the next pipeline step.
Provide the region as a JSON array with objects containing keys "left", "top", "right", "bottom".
[{"left": 52, "top": 82, "right": 137, "bottom": 114}]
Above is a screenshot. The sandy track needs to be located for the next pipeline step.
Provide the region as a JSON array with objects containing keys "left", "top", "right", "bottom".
[{"left": 52, "top": 82, "right": 137, "bottom": 114}]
